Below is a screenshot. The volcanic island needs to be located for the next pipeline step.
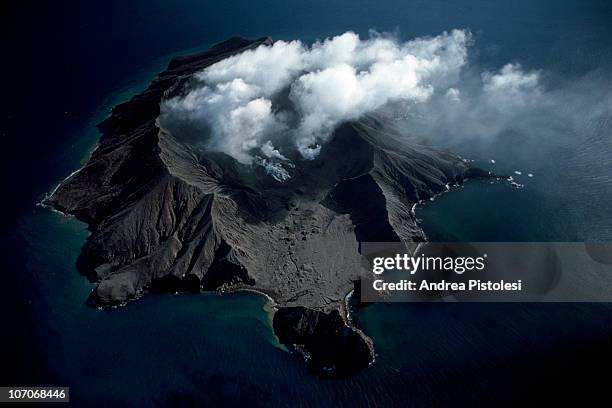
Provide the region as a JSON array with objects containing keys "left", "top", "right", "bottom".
[{"left": 45, "top": 37, "right": 488, "bottom": 377}]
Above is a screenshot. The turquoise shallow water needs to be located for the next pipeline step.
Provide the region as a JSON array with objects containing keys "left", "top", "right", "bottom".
[{"left": 3, "top": 0, "right": 611, "bottom": 406}]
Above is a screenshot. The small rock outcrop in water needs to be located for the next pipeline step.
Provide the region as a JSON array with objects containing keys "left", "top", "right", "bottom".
[{"left": 45, "top": 37, "right": 486, "bottom": 377}]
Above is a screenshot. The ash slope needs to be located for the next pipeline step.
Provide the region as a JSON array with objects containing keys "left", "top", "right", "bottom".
[{"left": 46, "top": 37, "right": 485, "bottom": 377}]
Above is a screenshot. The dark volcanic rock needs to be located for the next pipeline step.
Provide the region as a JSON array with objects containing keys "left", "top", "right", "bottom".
[
  {"left": 45, "top": 36, "right": 486, "bottom": 377},
  {"left": 273, "top": 307, "right": 373, "bottom": 377}
]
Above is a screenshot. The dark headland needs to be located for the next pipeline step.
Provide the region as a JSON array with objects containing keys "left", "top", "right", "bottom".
[{"left": 45, "top": 37, "right": 489, "bottom": 377}]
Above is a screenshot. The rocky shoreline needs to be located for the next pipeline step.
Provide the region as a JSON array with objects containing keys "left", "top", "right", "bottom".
[{"left": 45, "top": 36, "right": 488, "bottom": 377}]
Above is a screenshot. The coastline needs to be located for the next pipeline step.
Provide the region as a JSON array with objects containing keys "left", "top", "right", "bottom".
[
  {"left": 39, "top": 37, "right": 490, "bottom": 378},
  {"left": 38, "top": 41, "right": 219, "bottom": 214},
  {"left": 229, "top": 287, "right": 288, "bottom": 350}
]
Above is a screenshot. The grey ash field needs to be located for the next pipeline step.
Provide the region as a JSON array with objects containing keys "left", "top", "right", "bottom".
[{"left": 46, "top": 37, "right": 489, "bottom": 376}]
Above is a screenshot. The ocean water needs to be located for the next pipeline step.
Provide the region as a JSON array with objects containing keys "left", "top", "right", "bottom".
[{"left": 2, "top": 1, "right": 611, "bottom": 406}]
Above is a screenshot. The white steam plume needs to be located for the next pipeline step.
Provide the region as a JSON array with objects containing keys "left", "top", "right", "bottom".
[{"left": 160, "top": 30, "right": 549, "bottom": 180}]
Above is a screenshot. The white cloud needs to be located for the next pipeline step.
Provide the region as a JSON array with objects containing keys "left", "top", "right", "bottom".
[
  {"left": 445, "top": 88, "right": 461, "bottom": 102},
  {"left": 162, "top": 29, "right": 546, "bottom": 180},
  {"left": 482, "top": 63, "right": 541, "bottom": 107}
]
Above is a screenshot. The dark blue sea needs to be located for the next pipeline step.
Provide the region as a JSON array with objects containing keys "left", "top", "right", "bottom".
[{"left": 2, "top": 1, "right": 611, "bottom": 406}]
